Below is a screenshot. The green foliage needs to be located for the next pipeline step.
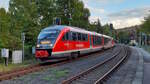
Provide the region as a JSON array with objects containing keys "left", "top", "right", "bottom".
[
  {"left": 118, "top": 31, "right": 130, "bottom": 44},
  {"left": 9, "top": 0, "right": 40, "bottom": 45},
  {"left": 7, "top": 0, "right": 90, "bottom": 47},
  {"left": 54, "top": 0, "right": 90, "bottom": 28},
  {"left": 0, "top": 8, "right": 22, "bottom": 50},
  {"left": 140, "top": 16, "right": 150, "bottom": 34},
  {"left": 24, "top": 45, "right": 34, "bottom": 60},
  {"left": 0, "top": 0, "right": 119, "bottom": 52},
  {"left": 42, "top": 69, "right": 69, "bottom": 81},
  {"left": 88, "top": 19, "right": 102, "bottom": 33},
  {"left": 103, "top": 24, "right": 112, "bottom": 36}
]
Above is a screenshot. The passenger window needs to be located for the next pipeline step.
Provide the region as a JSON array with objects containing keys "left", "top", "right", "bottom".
[
  {"left": 78, "top": 33, "right": 81, "bottom": 41},
  {"left": 72, "top": 32, "right": 77, "bottom": 41},
  {"left": 85, "top": 34, "right": 88, "bottom": 41},
  {"left": 82, "top": 34, "right": 86, "bottom": 41}
]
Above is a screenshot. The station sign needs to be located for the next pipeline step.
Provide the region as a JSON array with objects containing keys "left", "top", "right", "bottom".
[
  {"left": 32, "top": 46, "right": 35, "bottom": 54},
  {"left": 21, "top": 33, "right": 25, "bottom": 41},
  {"left": 12, "top": 50, "right": 22, "bottom": 64},
  {"left": 1, "top": 48, "right": 9, "bottom": 58}
]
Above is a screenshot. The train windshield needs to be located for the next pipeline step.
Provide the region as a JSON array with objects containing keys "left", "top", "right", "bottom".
[{"left": 38, "top": 30, "right": 60, "bottom": 44}]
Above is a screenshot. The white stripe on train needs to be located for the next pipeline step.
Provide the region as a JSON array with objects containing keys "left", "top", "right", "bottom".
[{"left": 52, "top": 46, "right": 104, "bottom": 55}]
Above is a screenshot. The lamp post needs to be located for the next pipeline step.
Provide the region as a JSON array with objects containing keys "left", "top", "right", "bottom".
[{"left": 21, "top": 32, "right": 25, "bottom": 61}]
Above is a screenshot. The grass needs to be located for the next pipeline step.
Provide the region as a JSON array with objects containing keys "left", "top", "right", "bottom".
[
  {"left": 0, "top": 59, "right": 38, "bottom": 72},
  {"left": 53, "top": 69, "right": 69, "bottom": 78},
  {"left": 0, "top": 63, "right": 27, "bottom": 72},
  {"left": 42, "top": 69, "right": 69, "bottom": 81}
]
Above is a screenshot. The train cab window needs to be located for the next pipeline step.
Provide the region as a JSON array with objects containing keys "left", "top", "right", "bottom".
[
  {"left": 37, "top": 30, "right": 60, "bottom": 44},
  {"left": 72, "top": 32, "right": 77, "bottom": 41},
  {"left": 62, "top": 32, "right": 69, "bottom": 41}
]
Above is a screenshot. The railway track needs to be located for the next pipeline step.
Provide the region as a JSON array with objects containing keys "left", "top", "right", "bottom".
[
  {"left": 62, "top": 46, "right": 130, "bottom": 84},
  {"left": 0, "top": 47, "right": 114, "bottom": 81},
  {"left": 0, "top": 60, "right": 66, "bottom": 81}
]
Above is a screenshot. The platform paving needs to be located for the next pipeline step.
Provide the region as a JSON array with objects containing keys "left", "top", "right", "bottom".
[
  {"left": 106, "top": 47, "right": 139, "bottom": 84},
  {"left": 106, "top": 46, "right": 150, "bottom": 84},
  {"left": 138, "top": 47, "right": 150, "bottom": 84}
]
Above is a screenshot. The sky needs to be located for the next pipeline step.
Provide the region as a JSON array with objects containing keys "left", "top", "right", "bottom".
[
  {"left": 82, "top": 0, "right": 150, "bottom": 29},
  {"left": 0, "top": 0, "right": 9, "bottom": 11},
  {"left": 0, "top": 0, "right": 150, "bottom": 29}
]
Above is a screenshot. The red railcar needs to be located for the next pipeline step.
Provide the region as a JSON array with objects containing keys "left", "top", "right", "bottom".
[{"left": 35, "top": 25, "right": 114, "bottom": 61}]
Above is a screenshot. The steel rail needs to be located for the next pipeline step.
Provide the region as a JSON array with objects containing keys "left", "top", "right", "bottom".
[
  {"left": 61, "top": 46, "right": 122, "bottom": 84},
  {"left": 94, "top": 47, "right": 129, "bottom": 84}
]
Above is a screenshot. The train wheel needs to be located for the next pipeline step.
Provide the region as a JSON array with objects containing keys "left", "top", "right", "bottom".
[
  {"left": 68, "top": 55, "right": 73, "bottom": 60},
  {"left": 74, "top": 52, "right": 78, "bottom": 59},
  {"left": 77, "top": 51, "right": 80, "bottom": 58},
  {"left": 73, "top": 51, "right": 80, "bottom": 59},
  {"left": 69, "top": 52, "right": 77, "bottom": 59}
]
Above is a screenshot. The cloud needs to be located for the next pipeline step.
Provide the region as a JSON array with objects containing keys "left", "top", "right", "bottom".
[
  {"left": 89, "top": 7, "right": 150, "bottom": 29},
  {"left": 82, "top": 0, "right": 150, "bottom": 29},
  {"left": 96, "top": 0, "right": 125, "bottom": 4},
  {"left": 82, "top": 0, "right": 125, "bottom": 5},
  {"left": 107, "top": 7, "right": 150, "bottom": 29},
  {"left": 111, "top": 18, "right": 143, "bottom": 29},
  {"left": 89, "top": 16, "right": 100, "bottom": 23},
  {"left": 108, "top": 7, "right": 150, "bottom": 20},
  {"left": 89, "top": 6, "right": 105, "bottom": 14},
  {"left": 82, "top": 0, "right": 105, "bottom": 14}
]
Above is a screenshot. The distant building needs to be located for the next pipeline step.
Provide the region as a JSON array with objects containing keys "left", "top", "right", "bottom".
[{"left": 116, "top": 25, "right": 141, "bottom": 40}]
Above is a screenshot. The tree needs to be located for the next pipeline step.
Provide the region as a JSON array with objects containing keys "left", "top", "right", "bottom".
[
  {"left": 97, "top": 19, "right": 102, "bottom": 33},
  {"left": 56, "top": 0, "right": 90, "bottom": 28},
  {"left": 0, "top": 8, "right": 21, "bottom": 50},
  {"left": 8, "top": 0, "right": 91, "bottom": 46},
  {"left": 118, "top": 31, "right": 130, "bottom": 44},
  {"left": 9, "top": 0, "right": 40, "bottom": 45},
  {"left": 0, "top": 8, "right": 10, "bottom": 48},
  {"left": 102, "top": 24, "right": 112, "bottom": 36},
  {"left": 140, "top": 16, "right": 150, "bottom": 34}
]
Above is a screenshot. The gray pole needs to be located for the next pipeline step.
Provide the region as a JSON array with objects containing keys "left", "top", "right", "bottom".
[
  {"left": 139, "top": 33, "right": 141, "bottom": 47},
  {"left": 145, "top": 34, "right": 147, "bottom": 46},
  {"left": 21, "top": 33, "right": 25, "bottom": 61},
  {"left": 23, "top": 38, "right": 24, "bottom": 61}
]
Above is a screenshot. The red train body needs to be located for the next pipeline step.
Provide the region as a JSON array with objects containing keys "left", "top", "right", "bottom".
[{"left": 35, "top": 25, "right": 114, "bottom": 61}]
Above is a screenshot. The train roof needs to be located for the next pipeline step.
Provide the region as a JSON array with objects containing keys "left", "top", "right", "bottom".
[
  {"left": 42, "top": 25, "right": 66, "bottom": 31},
  {"left": 42, "top": 25, "right": 107, "bottom": 37},
  {"left": 103, "top": 34, "right": 113, "bottom": 39}
]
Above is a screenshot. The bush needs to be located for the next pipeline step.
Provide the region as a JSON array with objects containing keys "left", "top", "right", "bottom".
[{"left": 24, "top": 45, "right": 35, "bottom": 60}]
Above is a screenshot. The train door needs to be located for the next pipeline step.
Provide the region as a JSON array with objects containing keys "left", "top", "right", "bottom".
[
  {"left": 89, "top": 34, "right": 92, "bottom": 48},
  {"left": 102, "top": 35, "right": 104, "bottom": 48},
  {"left": 62, "top": 31, "right": 70, "bottom": 51}
]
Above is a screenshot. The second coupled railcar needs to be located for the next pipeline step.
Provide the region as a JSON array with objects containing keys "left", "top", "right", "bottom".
[{"left": 35, "top": 25, "right": 114, "bottom": 61}]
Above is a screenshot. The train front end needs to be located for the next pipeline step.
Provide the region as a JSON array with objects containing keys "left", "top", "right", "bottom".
[{"left": 35, "top": 28, "right": 60, "bottom": 61}]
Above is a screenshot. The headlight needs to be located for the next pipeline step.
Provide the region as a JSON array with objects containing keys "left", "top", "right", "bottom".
[
  {"left": 36, "top": 44, "right": 40, "bottom": 48},
  {"left": 50, "top": 44, "right": 53, "bottom": 47}
]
